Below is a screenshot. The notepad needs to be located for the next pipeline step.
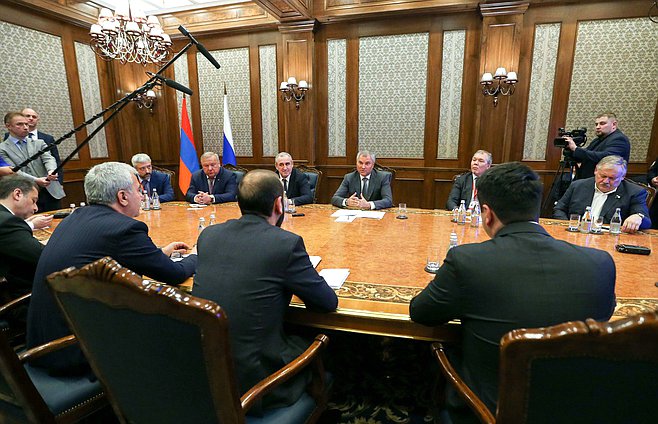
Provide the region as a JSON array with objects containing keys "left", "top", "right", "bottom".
[
  {"left": 309, "top": 256, "right": 321, "bottom": 268},
  {"left": 331, "top": 210, "right": 385, "bottom": 220},
  {"left": 335, "top": 215, "right": 357, "bottom": 223},
  {"left": 319, "top": 268, "right": 350, "bottom": 289}
]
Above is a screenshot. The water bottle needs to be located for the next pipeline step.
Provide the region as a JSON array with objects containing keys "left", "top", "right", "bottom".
[
  {"left": 197, "top": 217, "right": 206, "bottom": 236},
  {"left": 151, "top": 188, "right": 160, "bottom": 210},
  {"left": 610, "top": 208, "right": 622, "bottom": 234},
  {"left": 448, "top": 230, "right": 459, "bottom": 250},
  {"left": 69, "top": 203, "right": 76, "bottom": 214},
  {"left": 579, "top": 206, "right": 592, "bottom": 233},
  {"left": 457, "top": 200, "right": 466, "bottom": 225},
  {"left": 79, "top": 202, "right": 86, "bottom": 208},
  {"left": 283, "top": 191, "right": 289, "bottom": 213},
  {"left": 470, "top": 202, "right": 480, "bottom": 227},
  {"left": 452, "top": 207, "right": 459, "bottom": 222},
  {"left": 209, "top": 213, "right": 216, "bottom": 226}
]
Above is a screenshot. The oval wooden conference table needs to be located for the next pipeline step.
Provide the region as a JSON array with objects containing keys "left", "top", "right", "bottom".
[{"left": 37, "top": 202, "right": 658, "bottom": 342}]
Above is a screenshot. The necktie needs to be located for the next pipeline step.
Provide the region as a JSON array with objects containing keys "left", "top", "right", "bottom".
[
  {"left": 472, "top": 177, "right": 478, "bottom": 201},
  {"left": 208, "top": 178, "right": 215, "bottom": 193},
  {"left": 18, "top": 139, "right": 27, "bottom": 154},
  {"left": 283, "top": 178, "right": 288, "bottom": 193},
  {"left": 142, "top": 179, "right": 150, "bottom": 194},
  {"left": 28, "top": 133, "right": 35, "bottom": 139},
  {"left": 362, "top": 177, "right": 369, "bottom": 198}
]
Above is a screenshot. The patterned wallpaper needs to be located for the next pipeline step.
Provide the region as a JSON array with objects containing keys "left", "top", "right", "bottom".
[
  {"left": 0, "top": 21, "right": 74, "bottom": 156},
  {"left": 437, "top": 30, "right": 466, "bottom": 160},
  {"left": 174, "top": 56, "right": 192, "bottom": 131},
  {"left": 75, "top": 42, "right": 108, "bottom": 159},
  {"left": 358, "top": 33, "right": 428, "bottom": 158},
  {"left": 566, "top": 18, "right": 658, "bottom": 162},
  {"left": 523, "top": 23, "right": 561, "bottom": 161},
  {"left": 259, "top": 45, "right": 279, "bottom": 157},
  {"left": 328, "top": 39, "right": 347, "bottom": 157},
  {"left": 197, "top": 48, "right": 253, "bottom": 157}
]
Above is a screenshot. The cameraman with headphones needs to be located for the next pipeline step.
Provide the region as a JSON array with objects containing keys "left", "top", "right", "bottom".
[{"left": 564, "top": 112, "right": 630, "bottom": 180}]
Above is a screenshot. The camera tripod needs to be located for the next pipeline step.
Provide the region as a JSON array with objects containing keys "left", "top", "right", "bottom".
[{"left": 541, "top": 156, "right": 576, "bottom": 217}]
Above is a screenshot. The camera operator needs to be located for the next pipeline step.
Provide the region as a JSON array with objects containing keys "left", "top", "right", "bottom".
[{"left": 564, "top": 112, "right": 630, "bottom": 180}]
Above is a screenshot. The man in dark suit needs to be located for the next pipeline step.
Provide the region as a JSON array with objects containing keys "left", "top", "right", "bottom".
[
  {"left": 564, "top": 112, "right": 630, "bottom": 180},
  {"left": 0, "top": 175, "right": 43, "bottom": 301},
  {"left": 131, "top": 153, "right": 175, "bottom": 202},
  {"left": 410, "top": 162, "right": 616, "bottom": 424},
  {"left": 26, "top": 162, "right": 197, "bottom": 375},
  {"left": 275, "top": 152, "right": 312, "bottom": 205},
  {"left": 185, "top": 152, "right": 237, "bottom": 204},
  {"left": 21, "top": 108, "right": 63, "bottom": 185},
  {"left": 331, "top": 150, "right": 393, "bottom": 210},
  {"left": 554, "top": 155, "right": 651, "bottom": 232},
  {"left": 446, "top": 150, "right": 492, "bottom": 210},
  {"left": 193, "top": 169, "right": 337, "bottom": 415},
  {"left": 648, "top": 157, "right": 658, "bottom": 229},
  {"left": 1, "top": 112, "right": 64, "bottom": 212}
]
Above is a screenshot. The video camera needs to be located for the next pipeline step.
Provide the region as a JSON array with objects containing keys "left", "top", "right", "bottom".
[{"left": 554, "top": 127, "right": 587, "bottom": 148}]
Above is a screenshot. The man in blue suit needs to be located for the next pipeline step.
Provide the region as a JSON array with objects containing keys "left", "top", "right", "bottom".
[
  {"left": 26, "top": 162, "right": 197, "bottom": 375},
  {"left": 331, "top": 150, "right": 393, "bottom": 210},
  {"left": 554, "top": 155, "right": 651, "bottom": 232},
  {"left": 185, "top": 152, "right": 237, "bottom": 204},
  {"left": 131, "top": 153, "right": 175, "bottom": 202}
]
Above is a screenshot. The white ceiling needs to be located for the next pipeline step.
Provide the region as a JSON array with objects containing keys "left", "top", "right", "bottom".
[{"left": 92, "top": 0, "right": 248, "bottom": 16}]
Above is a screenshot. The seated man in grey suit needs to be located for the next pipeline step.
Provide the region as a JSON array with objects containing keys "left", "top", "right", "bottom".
[
  {"left": 331, "top": 150, "right": 393, "bottom": 210},
  {"left": 185, "top": 152, "right": 237, "bottom": 204},
  {"left": 275, "top": 152, "right": 312, "bottom": 205},
  {"left": 131, "top": 153, "right": 175, "bottom": 202},
  {"left": 554, "top": 155, "right": 651, "bottom": 233},
  {"left": 1, "top": 112, "right": 64, "bottom": 212},
  {"left": 410, "top": 162, "right": 616, "bottom": 424},
  {"left": 193, "top": 169, "right": 337, "bottom": 416},
  {"left": 446, "top": 149, "right": 492, "bottom": 210}
]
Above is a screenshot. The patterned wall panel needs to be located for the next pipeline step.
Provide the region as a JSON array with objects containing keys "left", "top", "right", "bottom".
[
  {"left": 358, "top": 33, "right": 428, "bottom": 158},
  {"left": 259, "top": 45, "right": 279, "bottom": 157},
  {"left": 75, "top": 42, "right": 108, "bottom": 159},
  {"left": 174, "top": 57, "right": 192, "bottom": 131},
  {"left": 197, "top": 48, "right": 253, "bottom": 157},
  {"left": 566, "top": 18, "right": 658, "bottom": 162},
  {"left": 0, "top": 21, "right": 74, "bottom": 157},
  {"left": 437, "top": 30, "right": 466, "bottom": 160},
  {"left": 523, "top": 23, "right": 561, "bottom": 161},
  {"left": 328, "top": 39, "right": 347, "bottom": 157}
]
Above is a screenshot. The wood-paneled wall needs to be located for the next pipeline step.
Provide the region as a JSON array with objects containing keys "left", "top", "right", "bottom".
[{"left": 3, "top": 0, "right": 657, "bottom": 212}]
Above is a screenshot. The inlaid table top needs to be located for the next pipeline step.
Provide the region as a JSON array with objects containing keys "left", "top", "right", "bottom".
[{"left": 36, "top": 202, "right": 658, "bottom": 341}]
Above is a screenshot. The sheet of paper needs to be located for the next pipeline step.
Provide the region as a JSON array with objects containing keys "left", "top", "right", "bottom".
[
  {"left": 335, "top": 215, "right": 357, "bottom": 223},
  {"left": 357, "top": 211, "right": 385, "bottom": 219},
  {"left": 309, "top": 256, "right": 321, "bottom": 268},
  {"left": 319, "top": 268, "right": 350, "bottom": 289},
  {"left": 331, "top": 209, "right": 356, "bottom": 217}
]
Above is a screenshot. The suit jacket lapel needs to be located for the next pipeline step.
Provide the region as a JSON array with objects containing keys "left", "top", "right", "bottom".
[{"left": 600, "top": 186, "right": 624, "bottom": 219}]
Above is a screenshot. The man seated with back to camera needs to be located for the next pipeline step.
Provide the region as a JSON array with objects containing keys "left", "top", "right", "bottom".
[
  {"left": 563, "top": 112, "right": 630, "bottom": 180},
  {"left": 647, "top": 157, "right": 658, "bottom": 229},
  {"left": 193, "top": 169, "right": 337, "bottom": 416},
  {"left": 554, "top": 155, "right": 651, "bottom": 233},
  {"left": 331, "top": 150, "right": 393, "bottom": 210},
  {"left": 26, "top": 162, "right": 197, "bottom": 376},
  {"left": 446, "top": 150, "right": 492, "bottom": 210},
  {"left": 410, "top": 162, "right": 616, "bottom": 424}
]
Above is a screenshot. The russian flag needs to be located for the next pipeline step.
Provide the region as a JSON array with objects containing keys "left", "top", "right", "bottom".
[
  {"left": 179, "top": 96, "right": 199, "bottom": 194},
  {"left": 222, "top": 85, "right": 237, "bottom": 166}
]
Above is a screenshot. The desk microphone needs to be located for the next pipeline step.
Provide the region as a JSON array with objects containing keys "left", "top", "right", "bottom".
[
  {"left": 178, "top": 25, "right": 221, "bottom": 69},
  {"left": 146, "top": 72, "right": 193, "bottom": 96}
]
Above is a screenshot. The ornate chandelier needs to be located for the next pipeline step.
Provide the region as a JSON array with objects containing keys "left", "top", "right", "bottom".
[{"left": 89, "top": 3, "right": 172, "bottom": 65}]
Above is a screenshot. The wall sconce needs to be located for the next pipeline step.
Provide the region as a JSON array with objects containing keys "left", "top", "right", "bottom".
[
  {"left": 480, "top": 68, "right": 518, "bottom": 107},
  {"left": 133, "top": 89, "right": 156, "bottom": 112},
  {"left": 279, "top": 77, "right": 309, "bottom": 109}
]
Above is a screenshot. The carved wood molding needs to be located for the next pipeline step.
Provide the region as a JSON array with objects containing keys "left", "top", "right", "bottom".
[
  {"left": 313, "top": 0, "right": 480, "bottom": 23},
  {"left": 252, "top": 0, "right": 312, "bottom": 21},
  {"left": 278, "top": 19, "right": 317, "bottom": 33},
  {"left": 479, "top": 1, "right": 529, "bottom": 16},
  {"left": 160, "top": 3, "right": 279, "bottom": 36},
  {"left": 5, "top": 0, "right": 99, "bottom": 27}
]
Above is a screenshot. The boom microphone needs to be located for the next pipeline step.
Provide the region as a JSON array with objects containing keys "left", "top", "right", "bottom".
[
  {"left": 178, "top": 25, "right": 221, "bottom": 69},
  {"left": 146, "top": 72, "right": 193, "bottom": 96}
]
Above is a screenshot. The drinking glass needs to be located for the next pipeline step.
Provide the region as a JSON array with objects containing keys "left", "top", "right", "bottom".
[
  {"left": 591, "top": 216, "right": 604, "bottom": 233},
  {"left": 568, "top": 214, "right": 580, "bottom": 232},
  {"left": 397, "top": 203, "right": 408, "bottom": 219},
  {"left": 425, "top": 246, "right": 441, "bottom": 273}
]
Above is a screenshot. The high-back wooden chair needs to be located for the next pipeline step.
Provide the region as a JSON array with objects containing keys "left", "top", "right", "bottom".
[
  {"left": 46, "top": 257, "right": 331, "bottom": 424},
  {"left": 625, "top": 178, "right": 657, "bottom": 209},
  {"left": 433, "top": 310, "right": 658, "bottom": 424},
  {"left": 373, "top": 163, "right": 396, "bottom": 186},
  {"left": 296, "top": 164, "right": 322, "bottom": 203},
  {"left": 0, "top": 318, "right": 106, "bottom": 423},
  {"left": 223, "top": 164, "right": 249, "bottom": 186}
]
